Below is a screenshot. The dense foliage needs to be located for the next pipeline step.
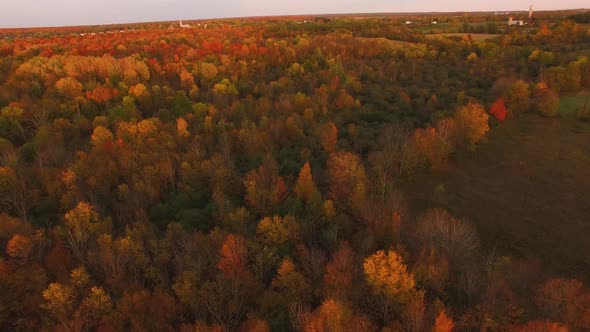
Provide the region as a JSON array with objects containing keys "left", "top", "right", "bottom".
[{"left": 1, "top": 12, "right": 590, "bottom": 331}]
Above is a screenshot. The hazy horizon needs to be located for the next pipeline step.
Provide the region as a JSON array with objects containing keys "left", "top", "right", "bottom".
[{"left": 1, "top": 0, "right": 588, "bottom": 28}]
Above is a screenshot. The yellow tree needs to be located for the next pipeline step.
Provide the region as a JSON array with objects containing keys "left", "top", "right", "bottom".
[
  {"left": 62, "top": 202, "right": 112, "bottom": 260},
  {"left": 363, "top": 249, "right": 416, "bottom": 318},
  {"left": 42, "top": 282, "right": 76, "bottom": 330},
  {"left": 303, "top": 299, "right": 375, "bottom": 332},
  {"left": 80, "top": 286, "right": 113, "bottom": 329},
  {"left": 256, "top": 215, "right": 299, "bottom": 252},
  {"left": 55, "top": 77, "right": 84, "bottom": 118},
  {"left": 90, "top": 126, "right": 114, "bottom": 147},
  {"left": 272, "top": 258, "right": 312, "bottom": 304},
  {"left": 176, "top": 117, "right": 190, "bottom": 138},
  {"left": 504, "top": 80, "right": 531, "bottom": 115},
  {"left": 454, "top": 102, "right": 489, "bottom": 151}
]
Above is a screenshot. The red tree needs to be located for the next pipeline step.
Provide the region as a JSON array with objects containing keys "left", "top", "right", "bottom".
[{"left": 489, "top": 98, "right": 507, "bottom": 122}]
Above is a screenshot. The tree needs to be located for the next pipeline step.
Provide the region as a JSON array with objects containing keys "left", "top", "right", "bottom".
[
  {"left": 533, "top": 82, "right": 560, "bottom": 117},
  {"left": 489, "top": 98, "right": 508, "bottom": 122},
  {"left": 402, "top": 293, "right": 426, "bottom": 332},
  {"left": 42, "top": 282, "right": 76, "bottom": 329},
  {"left": 90, "top": 126, "right": 114, "bottom": 147},
  {"left": 172, "top": 91, "right": 192, "bottom": 116},
  {"left": 293, "top": 162, "right": 321, "bottom": 204},
  {"left": 327, "top": 152, "right": 367, "bottom": 212},
  {"left": 272, "top": 258, "right": 312, "bottom": 304},
  {"left": 323, "top": 242, "right": 355, "bottom": 300},
  {"left": 256, "top": 215, "right": 299, "bottom": 254},
  {"left": 217, "top": 234, "right": 249, "bottom": 279},
  {"left": 6, "top": 233, "right": 33, "bottom": 260},
  {"left": 176, "top": 117, "right": 190, "bottom": 137},
  {"left": 0, "top": 106, "right": 25, "bottom": 141},
  {"left": 0, "top": 166, "right": 29, "bottom": 222},
  {"left": 512, "top": 320, "right": 568, "bottom": 332},
  {"left": 62, "top": 202, "right": 111, "bottom": 260},
  {"left": 200, "top": 62, "right": 219, "bottom": 80},
  {"left": 414, "top": 209, "right": 480, "bottom": 299},
  {"left": 244, "top": 158, "right": 287, "bottom": 215},
  {"left": 180, "top": 69, "right": 196, "bottom": 91},
  {"left": 55, "top": 77, "right": 84, "bottom": 118},
  {"left": 433, "top": 309, "right": 454, "bottom": 332},
  {"left": 321, "top": 122, "right": 338, "bottom": 153},
  {"left": 238, "top": 316, "right": 271, "bottom": 332},
  {"left": 363, "top": 250, "right": 416, "bottom": 306},
  {"left": 303, "top": 299, "right": 375, "bottom": 332},
  {"left": 118, "top": 289, "right": 180, "bottom": 331},
  {"left": 535, "top": 278, "right": 590, "bottom": 329},
  {"left": 129, "top": 83, "right": 148, "bottom": 98},
  {"left": 80, "top": 286, "right": 113, "bottom": 329},
  {"left": 454, "top": 102, "right": 489, "bottom": 151},
  {"left": 369, "top": 125, "right": 418, "bottom": 195},
  {"left": 504, "top": 80, "right": 531, "bottom": 115},
  {"left": 414, "top": 209, "right": 479, "bottom": 264},
  {"left": 411, "top": 127, "right": 451, "bottom": 170},
  {"left": 86, "top": 86, "right": 117, "bottom": 108}
]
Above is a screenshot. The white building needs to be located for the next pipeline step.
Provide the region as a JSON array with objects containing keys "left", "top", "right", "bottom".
[
  {"left": 179, "top": 20, "right": 192, "bottom": 28},
  {"left": 507, "top": 17, "right": 525, "bottom": 26}
]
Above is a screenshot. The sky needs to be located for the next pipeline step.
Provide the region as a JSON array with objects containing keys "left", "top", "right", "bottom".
[{"left": 0, "top": 0, "right": 587, "bottom": 28}]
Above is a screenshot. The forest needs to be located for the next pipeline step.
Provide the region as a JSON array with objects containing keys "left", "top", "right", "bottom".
[{"left": 1, "top": 10, "right": 590, "bottom": 332}]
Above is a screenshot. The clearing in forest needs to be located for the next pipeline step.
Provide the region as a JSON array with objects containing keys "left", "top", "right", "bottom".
[
  {"left": 408, "top": 115, "right": 590, "bottom": 279},
  {"left": 426, "top": 33, "right": 501, "bottom": 40}
]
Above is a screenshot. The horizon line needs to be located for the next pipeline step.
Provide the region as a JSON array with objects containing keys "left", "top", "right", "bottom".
[{"left": 0, "top": 7, "right": 587, "bottom": 30}]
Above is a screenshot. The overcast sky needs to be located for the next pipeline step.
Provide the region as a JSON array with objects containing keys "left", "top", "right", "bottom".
[{"left": 1, "top": 0, "right": 587, "bottom": 28}]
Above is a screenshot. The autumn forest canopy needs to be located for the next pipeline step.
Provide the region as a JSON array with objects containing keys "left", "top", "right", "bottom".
[{"left": 1, "top": 10, "right": 590, "bottom": 332}]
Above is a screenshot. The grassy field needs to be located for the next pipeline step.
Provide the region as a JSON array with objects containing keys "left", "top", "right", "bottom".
[
  {"left": 355, "top": 36, "right": 420, "bottom": 49},
  {"left": 408, "top": 115, "right": 590, "bottom": 279},
  {"left": 560, "top": 91, "right": 590, "bottom": 116},
  {"left": 425, "top": 33, "right": 501, "bottom": 41}
]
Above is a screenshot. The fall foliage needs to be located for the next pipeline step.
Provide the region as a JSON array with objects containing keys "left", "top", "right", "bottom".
[{"left": 0, "top": 11, "right": 589, "bottom": 331}]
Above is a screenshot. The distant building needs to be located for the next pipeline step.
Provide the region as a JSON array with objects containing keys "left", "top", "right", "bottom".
[
  {"left": 431, "top": 21, "right": 438, "bottom": 25},
  {"left": 405, "top": 21, "right": 413, "bottom": 25},
  {"left": 179, "top": 20, "right": 192, "bottom": 28},
  {"left": 508, "top": 17, "right": 525, "bottom": 26}
]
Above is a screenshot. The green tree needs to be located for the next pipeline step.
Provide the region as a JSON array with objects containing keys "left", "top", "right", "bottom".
[{"left": 0, "top": 106, "right": 25, "bottom": 141}]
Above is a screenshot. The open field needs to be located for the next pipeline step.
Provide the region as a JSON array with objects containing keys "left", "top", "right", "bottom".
[
  {"left": 355, "top": 36, "right": 421, "bottom": 49},
  {"left": 560, "top": 91, "right": 590, "bottom": 116},
  {"left": 408, "top": 115, "right": 590, "bottom": 279},
  {"left": 426, "top": 32, "right": 501, "bottom": 40}
]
